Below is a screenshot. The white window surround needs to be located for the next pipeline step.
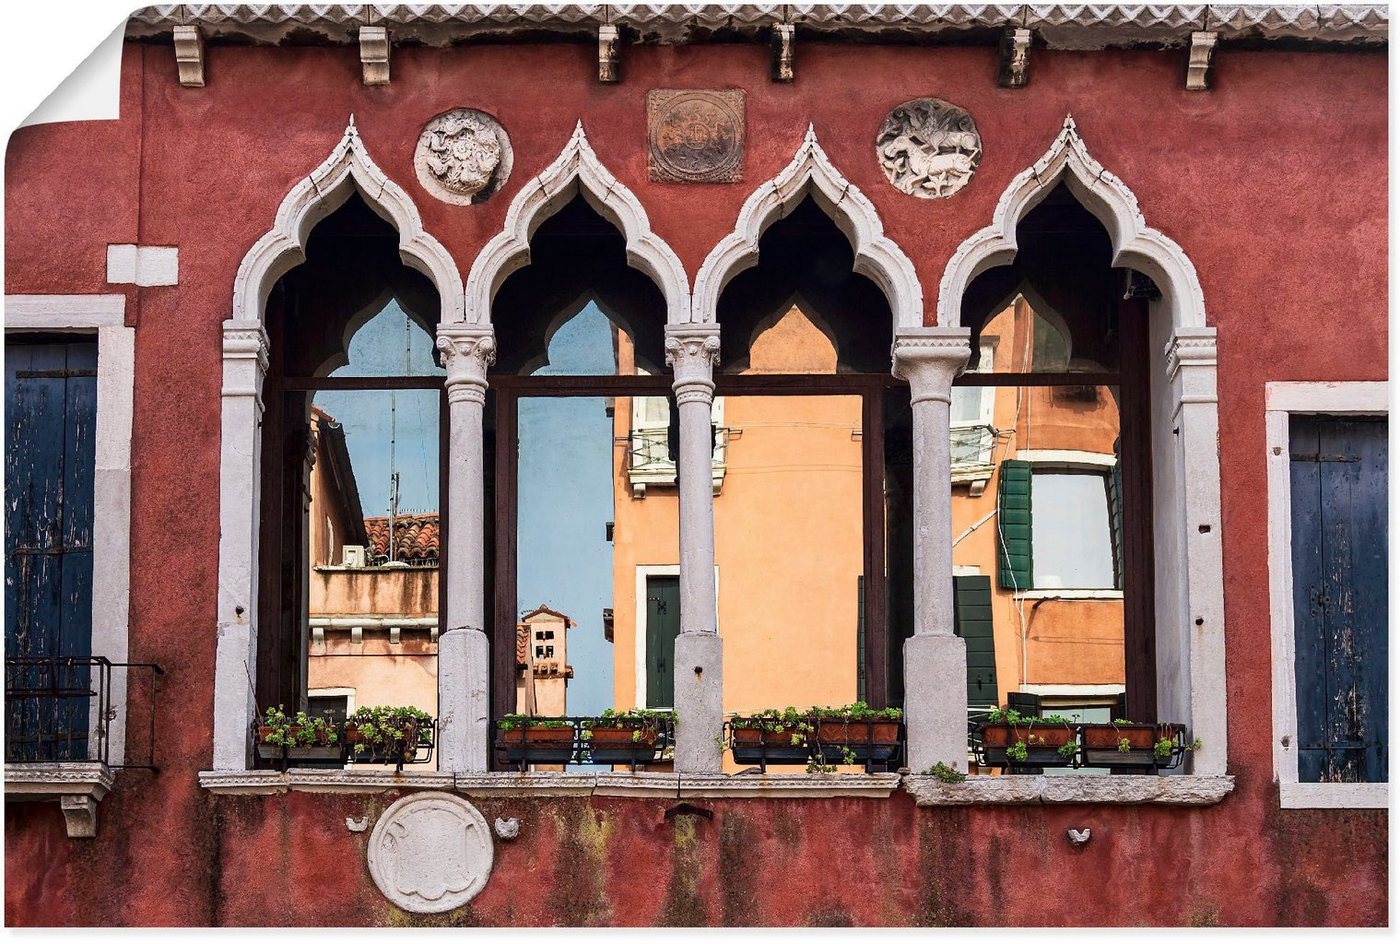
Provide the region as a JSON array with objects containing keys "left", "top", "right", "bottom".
[
  {"left": 1019, "top": 684, "right": 1125, "bottom": 697},
  {"left": 4, "top": 294, "right": 134, "bottom": 837},
  {"left": 1265, "top": 380, "right": 1388, "bottom": 809},
  {"left": 1013, "top": 448, "right": 1116, "bottom": 469},
  {"left": 1014, "top": 589, "right": 1123, "bottom": 601},
  {"left": 307, "top": 687, "right": 357, "bottom": 713}
]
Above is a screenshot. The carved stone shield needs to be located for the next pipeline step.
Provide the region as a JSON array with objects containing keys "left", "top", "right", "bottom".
[
  {"left": 366, "top": 792, "right": 494, "bottom": 913},
  {"left": 647, "top": 89, "right": 745, "bottom": 183},
  {"left": 876, "top": 97, "right": 982, "bottom": 199}
]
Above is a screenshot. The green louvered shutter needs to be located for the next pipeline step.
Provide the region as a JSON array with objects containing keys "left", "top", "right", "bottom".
[
  {"left": 996, "top": 460, "right": 1033, "bottom": 590},
  {"left": 1108, "top": 460, "right": 1124, "bottom": 590},
  {"left": 953, "top": 575, "right": 997, "bottom": 709}
]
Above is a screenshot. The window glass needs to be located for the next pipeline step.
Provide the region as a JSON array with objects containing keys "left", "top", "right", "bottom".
[{"left": 1031, "top": 472, "right": 1114, "bottom": 590}]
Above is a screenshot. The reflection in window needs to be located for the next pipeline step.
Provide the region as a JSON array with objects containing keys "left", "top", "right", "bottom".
[{"left": 1031, "top": 472, "right": 1115, "bottom": 590}]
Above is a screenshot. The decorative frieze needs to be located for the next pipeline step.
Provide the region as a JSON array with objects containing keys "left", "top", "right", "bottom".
[
  {"left": 173, "top": 25, "right": 205, "bottom": 87},
  {"left": 646, "top": 89, "right": 745, "bottom": 183},
  {"left": 359, "top": 26, "right": 390, "bottom": 85},
  {"left": 998, "top": 27, "right": 1032, "bottom": 88},
  {"left": 877, "top": 98, "right": 982, "bottom": 199},
  {"left": 367, "top": 792, "right": 494, "bottom": 913},
  {"left": 1186, "top": 31, "right": 1219, "bottom": 90},
  {"left": 414, "top": 109, "right": 512, "bottom": 205}
]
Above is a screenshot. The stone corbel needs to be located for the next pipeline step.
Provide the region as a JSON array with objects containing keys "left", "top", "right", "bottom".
[
  {"left": 771, "top": 23, "right": 795, "bottom": 82},
  {"left": 998, "top": 27, "right": 1032, "bottom": 88},
  {"left": 598, "top": 24, "right": 620, "bottom": 83},
  {"left": 173, "top": 25, "right": 205, "bottom": 88},
  {"left": 360, "top": 26, "right": 390, "bottom": 86},
  {"left": 1186, "top": 31, "right": 1218, "bottom": 91}
]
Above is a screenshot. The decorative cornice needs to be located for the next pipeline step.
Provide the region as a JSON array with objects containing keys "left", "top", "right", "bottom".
[
  {"left": 695, "top": 123, "right": 923, "bottom": 329},
  {"left": 127, "top": 6, "right": 1387, "bottom": 48},
  {"left": 464, "top": 121, "right": 689, "bottom": 326},
  {"left": 1165, "top": 327, "right": 1219, "bottom": 377},
  {"left": 938, "top": 114, "right": 1207, "bottom": 334}
]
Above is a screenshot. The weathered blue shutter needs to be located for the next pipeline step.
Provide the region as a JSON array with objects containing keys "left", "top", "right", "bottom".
[
  {"left": 996, "top": 460, "right": 1033, "bottom": 590},
  {"left": 1289, "top": 415, "right": 1388, "bottom": 783},
  {"left": 953, "top": 575, "right": 997, "bottom": 709},
  {"left": 4, "top": 340, "right": 98, "bottom": 761}
]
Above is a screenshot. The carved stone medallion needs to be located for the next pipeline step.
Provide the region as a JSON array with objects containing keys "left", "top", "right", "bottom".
[
  {"left": 876, "top": 98, "right": 982, "bottom": 199},
  {"left": 414, "top": 109, "right": 512, "bottom": 205},
  {"left": 647, "top": 89, "right": 745, "bottom": 183},
  {"left": 366, "top": 792, "right": 494, "bottom": 913}
]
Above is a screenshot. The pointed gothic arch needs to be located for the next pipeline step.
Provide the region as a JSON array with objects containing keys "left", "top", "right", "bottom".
[
  {"left": 937, "top": 115, "right": 1206, "bottom": 331},
  {"left": 231, "top": 116, "right": 464, "bottom": 327},
  {"left": 693, "top": 125, "right": 924, "bottom": 330},
  {"left": 464, "top": 121, "right": 689, "bottom": 326}
]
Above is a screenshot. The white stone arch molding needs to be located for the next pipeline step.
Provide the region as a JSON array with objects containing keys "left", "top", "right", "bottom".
[
  {"left": 464, "top": 121, "right": 689, "bottom": 326},
  {"left": 936, "top": 114, "right": 1206, "bottom": 331},
  {"left": 693, "top": 124, "right": 924, "bottom": 330},
  {"left": 231, "top": 115, "right": 465, "bottom": 329}
]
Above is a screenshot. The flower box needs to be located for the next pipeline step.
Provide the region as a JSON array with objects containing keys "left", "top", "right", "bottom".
[
  {"left": 730, "top": 722, "right": 810, "bottom": 765},
  {"left": 979, "top": 722, "right": 1076, "bottom": 768},
  {"left": 497, "top": 724, "right": 577, "bottom": 765},
  {"left": 813, "top": 718, "right": 902, "bottom": 762},
  {"left": 1081, "top": 722, "right": 1188, "bottom": 768},
  {"left": 586, "top": 724, "right": 661, "bottom": 765}
]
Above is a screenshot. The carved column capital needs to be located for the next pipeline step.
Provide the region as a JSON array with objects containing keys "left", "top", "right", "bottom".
[
  {"left": 221, "top": 319, "right": 270, "bottom": 402},
  {"left": 891, "top": 328, "right": 972, "bottom": 405},
  {"left": 437, "top": 327, "right": 496, "bottom": 404},
  {"left": 665, "top": 324, "right": 721, "bottom": 406},
  {"left": 1165, "top": 327, "right": 1218, "bottom": 376}
]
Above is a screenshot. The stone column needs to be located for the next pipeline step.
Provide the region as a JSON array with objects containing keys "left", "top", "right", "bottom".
[
  {"left": 213, "top": 321, "right": 269, "bottom": 770},
  {"left": 1165, "top": 328, "right": 1227, "bottom": 776},
  {"left": 891, "top": 327, "right": 972, "bottom": 774},
  {"left": 665, "top": 323, "right": 723, "bottom": 773},
  {"left": 435, "top": 325, "right": 496, "bottom": 773}
]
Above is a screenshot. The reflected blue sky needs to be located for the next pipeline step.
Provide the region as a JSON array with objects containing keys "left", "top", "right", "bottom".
[
  {"left": 313, "top": 301, "right": 441, "bottom": 517},
  {"left": 517, "top": 304, "right": 617, "bottom": 715}
]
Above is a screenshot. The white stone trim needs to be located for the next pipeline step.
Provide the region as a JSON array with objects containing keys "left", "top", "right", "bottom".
[
  {"left": 106, "top": 244, "right": 179, "bottom": 287},
  {"left": 5, "top": 295, "right": 134, "bottom": 768},
  {"left": 307, "top": 687, "right": 356, "bottom": 713},
  {"left": 231, "top": 116, "right": 464, "bottom": 326},
  {"left": 1014, "top": 589, "right": 1123, "bottom": 601},
  {"left": 937, "top": 115, "right": 1206, "bottom": 334},
  {"left": 1019, "top": 684, "right": 1125, "bottom": 696},
  {"left": 694, "top": 124, "right": 923, "bottom": 329},
  {"left": 465, "top": 121, "right": 688, "bottom": 325},
  {"left": 1265, "top": 380, "right": 1388, "bottom": 809},
  {"left": 903, "top": 773, "right": 1235, "bottom": 806},
  {"left": 1013, "top": 448, "right": 1117, "bottom": 469},
  {"left": 5, "top": 762, "right": 115, "bottom": 838}
]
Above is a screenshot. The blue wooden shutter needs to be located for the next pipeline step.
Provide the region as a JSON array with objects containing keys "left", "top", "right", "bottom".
[
  {"left": 996, "top": 460, "right": 1033, "bottom": 590},
  {"left": 1289, "top": 415, "right": 1388, "bottom": 783}
]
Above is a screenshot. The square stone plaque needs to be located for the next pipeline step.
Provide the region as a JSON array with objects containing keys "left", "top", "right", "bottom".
[{"left": 646, "top": 89, "right": 745, "bottom": 183}]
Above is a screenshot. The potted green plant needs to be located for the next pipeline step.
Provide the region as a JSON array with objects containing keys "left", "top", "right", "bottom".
[
  {"left": 978, "top": 707, "right": 1078, "bottom": 768},
  {"left": 810, "top": 701, "right": 903, "bottom": 763},
  {"left": 729, "top": 707, "right": 813, "bottom": 766},
  {"left": 1080, "top": 720, "right": 1193, "bottom": 768},
  {"left": 495, "top": 715, "right": 577, "bottom": 766},
  {"left": 255, "top": 705, "right": 341, "bottom": 762},
  {"left": 344, "top": 705, "right": 434, "bottom": 767},
  {"left": 582, "top": 708, "right": 674, "bottom": 765}
]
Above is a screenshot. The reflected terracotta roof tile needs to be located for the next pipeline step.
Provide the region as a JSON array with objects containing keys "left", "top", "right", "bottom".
[{"left": 364, "top": 513, "right": 439, "bottom": 563}]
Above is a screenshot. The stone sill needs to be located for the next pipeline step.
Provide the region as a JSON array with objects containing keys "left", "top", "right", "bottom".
[
  {"left": 199, "top": 769, "right": 1234, "bottom": 805},
  {"left": 903, "top": 773, "right": 1235, "bottom": 806},
  {"left": 6, "top": 762, "right": 116, "bottom": 837},
  {"left": 197, "top": 769, "right": 900, "bottom": 798}
]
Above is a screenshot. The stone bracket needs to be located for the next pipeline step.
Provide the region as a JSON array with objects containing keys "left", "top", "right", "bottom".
[
  {"left": 598, "top": 24, "right": 619, "bottom": 83},
  {"left": 173, "top": 25, "right": 205, "bottom": 87},
  {"left": 6, "top": 762, "right": 114, "bottom": 838},
  {"left": 771, "top": 23, "right": 794, "bottom": 82},
  {"left": 1186, "top": 31, "right": 1218, "bottom": 90},
  {"left": 360, "top": 25, "right": 390, "bottom": 85},
  {"left": 998, "top": 27, "right": 1032, "bottom": 87}
]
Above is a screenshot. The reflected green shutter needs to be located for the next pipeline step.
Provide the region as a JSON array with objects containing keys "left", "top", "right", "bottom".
[
  {"left": 953, "top": 575, "right": 997, "bottom": 709},
  {"left": 996, "top": 460, "right": 1033, "bottom": 590}
]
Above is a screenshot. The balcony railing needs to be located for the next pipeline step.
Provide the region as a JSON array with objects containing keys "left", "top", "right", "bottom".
[
  {"left": 626, "top": 426, "right": 728, "bottom": 497},
  {"left": 4, "top": 656, "right": 164, "bottom": 770}
]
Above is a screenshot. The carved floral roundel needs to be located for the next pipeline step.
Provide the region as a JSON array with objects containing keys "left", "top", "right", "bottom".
[
  {"left": 876, "top": 97, "right": 982, "bottom": 199},
  {"left": 366, "top": 791, "right": 494, "bottom": 914},
  {"left": 414, "top": 108, "right": 512, "bottom": 205}
]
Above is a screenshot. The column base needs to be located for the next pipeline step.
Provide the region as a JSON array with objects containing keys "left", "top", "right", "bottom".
[
  {"left": 438, "top": 627, "right": 490, "bottom": 773},
  {"left": 903, "top": 634, "right": 968, "bottom": 774},
  {"left": 672, "top": 632, "right": 723, "bottom": 774}
]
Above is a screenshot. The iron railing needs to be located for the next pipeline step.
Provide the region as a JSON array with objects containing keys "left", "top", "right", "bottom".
[
  {"left": 493, "top": 716, "right": 676, "bottom": 772},
  {"left": 4, "top": 656, "right": 164, "bottom": 770}
]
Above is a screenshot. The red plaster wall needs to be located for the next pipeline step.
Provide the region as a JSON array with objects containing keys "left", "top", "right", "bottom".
[{"left": 3, "top": 33, "right": 1387, "bottom": 927}]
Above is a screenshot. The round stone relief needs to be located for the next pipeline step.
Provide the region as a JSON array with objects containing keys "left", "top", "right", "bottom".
[
  {"left": 876, "top": 98, "right": 982, "bottom": 199},
  {"left": 366, "top": 792, "right": 494, "bottom": 914},
  {"left": 414, "top": 109, "right": 512, "bottom": 205},
  {"left": 646, "top": 89, "right": 745, "bottom": 183}
]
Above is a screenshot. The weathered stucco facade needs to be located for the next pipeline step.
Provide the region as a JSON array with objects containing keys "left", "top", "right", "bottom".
[{"left": 3, "top": 4, "right": 1387, "bottom": 926}]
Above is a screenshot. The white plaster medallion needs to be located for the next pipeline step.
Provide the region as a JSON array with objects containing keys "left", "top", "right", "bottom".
[
  {"left": 414, "top": 109, "right": 512, "bottom": 205},
  {"left": 367, "top": 791, "right": 494, "bottom": 913},
  {"left": 876, "top": 98, "right": 982, "bottom": 199}
]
